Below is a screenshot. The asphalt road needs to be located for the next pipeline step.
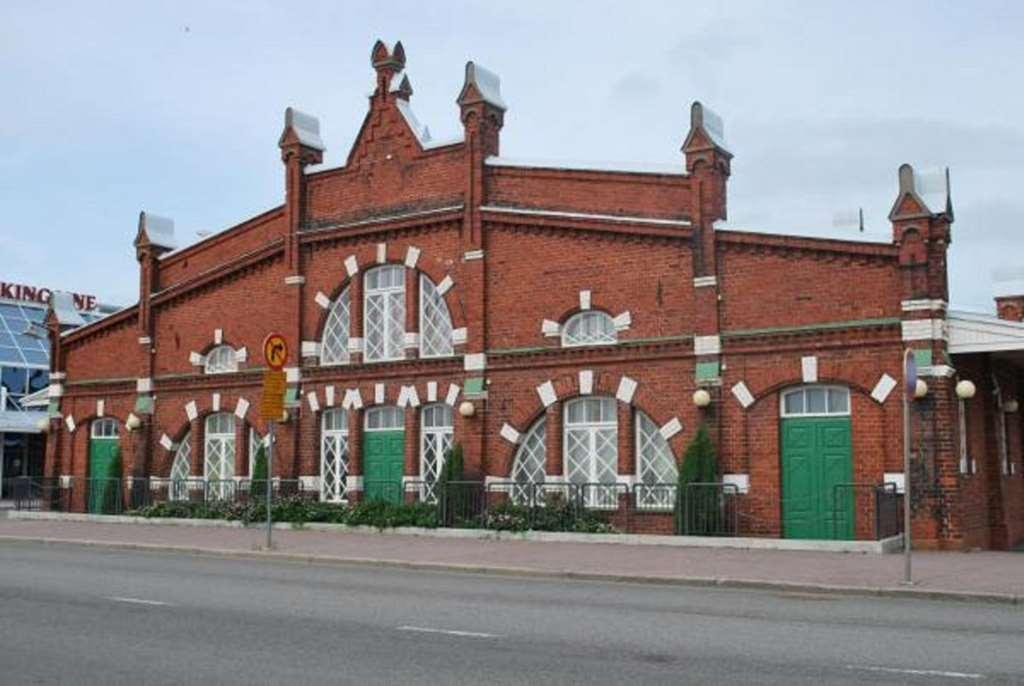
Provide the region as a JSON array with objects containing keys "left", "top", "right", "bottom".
[{"left": 1, "top": 542, "right": 1022, "bottom": 685}]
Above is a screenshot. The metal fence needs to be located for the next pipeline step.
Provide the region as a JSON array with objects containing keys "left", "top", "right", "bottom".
[
  {"left": 1, "top": 477, "right": 73, "bottom": 512},
  {"left": 832, "top": 482, "right": 903, "bottom": 541}
]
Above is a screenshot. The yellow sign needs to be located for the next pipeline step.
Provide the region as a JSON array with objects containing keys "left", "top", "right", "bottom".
[
  {"left": 260, "top": 370, "right": 287, "bottom": 421},
  {"left": 263, "top": 333, "right": 289, "bottom": 371}
]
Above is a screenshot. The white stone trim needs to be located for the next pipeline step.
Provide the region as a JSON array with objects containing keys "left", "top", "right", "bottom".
[
  {"left": 426, "top": 381, "right": 438, "bottom": 403},
  {"left": 211, "top": 393, "right": 221, "bottom": 412},
  {"left": 445, "top": 384, "right": 460, "bottom": 406},
  {"left": 500, "top": 423, "right": 521, "bottom": 445},
  {"left": 722, "top": 474, "right": 750, "bottom": 494},
  {"left": 464, "top": 353, "right": 486, "bottom": 371},
  {"left": 399, "top": 385, "right": 420, "bottom": 408},
  {"left": 343, "top": 388, "right": 363, "bottom": 410},
  {"left": 579, "top": 290, "right": 592, "bottom": 310},
  {"left": 344, "top": 255, "right": 359, "bottom": 277},
  {"left": 299, "top": 476, "right": 320, "bottom": 491},
  {"left": 315, "top": 291, "right": 332, "bottom": 310},
  {"left": 731, "top": 382, "right": 754, "bottom": 409},
  {"left": 48, "top": 383, "right": 63, "bottom": 398},
  {"left": 64, "top": 415, "right": 76, "bottom": 433},
  {"left": 536, "top": 380, "right": 557, "bottom": 408},
  {"left": 214, "top": 329, "right": 223, "bottom": 345},
  {"left": 801, "top": 356, "right": 818, "bottom": 383},
  {"left": 403, "top": 332, "right": 419, "bottom": 349},
  {"left": 616, "top": 376, "right": 638, "bottom": 404},
  {"left": 136, "top": 378, "right": 153, "bottom": 393},
  {"left": 189, "top": 352, "right": 205, "bottom": 366},
  {"left": 347, "top": 337, "right": 363, "bottom": 353},
  {"left": 284, "top": 275, "right": 305, "bottom": 286},
  {"left": 901, "top": 318, "right": 948, "bottom": 342},
  {"left": 185, "top": 400, "right": 198, "bottom": 422},
  {"left": 480, "top": 204, "right": 692, "bottom": 227},
  {"left": 463, "top": 249, "right": 484, "bottom": 261},
  {"left": 96, "top": 399, "right": 105, "bottom": 417},
  {"left": 138, "top": 336, "right": 152, "bottom": 345},
  {"left": 541, "top": 319, "right": 561, "bottom": 337},
  {"left": 694, "top": 335, "right": 721, "bottom": 356},
  {"left": 436, "top": 275, "right": 454, "bottom": 296},
  {"left": 693, "top": 275, "right": 718, "bottom": 288},
  {"left": 347, "top": 476, "right": 364, "bottom": 491},
  {"left": 451, "top": 327, "right": 468, "bottom": 345},
  {"left": 579, "top": 370, "right": 594, "bottom": 395},
  {"left": 374, "top": 383, "right": 386, "bottom": 405},
  {"left": 404, "top": 246, "right": 421, "bottom": 268},
  {"left": 612, "top": 311, "right": 631, "bottom": 331},
  {"left": 234, "top": 397, "right": 250, "bottom": 419},
  {"left": 159, "top": 434, "right": 174, "bottom": 451},
  {"left": 307, "top": 391, "right": 320, "bottom": 413},
  {"left": 920, "top": 364, "right": 955, "bottom": 378},
  {"left": 884, "top": 472, "right": 905, "bottom": 494},
  {"left": 50, "top": 372, "right": 66, "bottom": 381},
  {"left": 234, "top": 347, "right": 247, "bottom": 363},
  {"left": 301, "top": 341, "right": 320, "bottom": 358},
  {"left": 325, "top": 386, "right": 336, "bottom": 407},
  {"left": 901, "top": 299, "right": 947, "bottom": 312},
  {"left": 376, "top": 242, "right": 387, "bottom": 264},
  {"left": 871, "top": 374, "right": 897, "bottom": 403},
  {"left": 659, "top": 417, "right": 682, "bottom": 440}
]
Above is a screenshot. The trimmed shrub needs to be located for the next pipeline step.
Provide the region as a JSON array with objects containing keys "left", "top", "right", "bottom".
[{"left": 676, "top": 424, "right": 723, "bottom": 535}]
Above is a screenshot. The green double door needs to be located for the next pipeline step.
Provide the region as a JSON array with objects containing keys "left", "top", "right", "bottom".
[
  {"left": 363, "top": 430, "right": 405, "bottom": 504},
  {"left": 88, "top": 437, "right": 120, "bottom": 514},
  {"left": 781, "top": 418, "right": 853, "bottom": 540}
]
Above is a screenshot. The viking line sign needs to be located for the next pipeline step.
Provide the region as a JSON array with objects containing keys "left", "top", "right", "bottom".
[{"left": 0, "top": 281, "right": 97, "bottom": 311}]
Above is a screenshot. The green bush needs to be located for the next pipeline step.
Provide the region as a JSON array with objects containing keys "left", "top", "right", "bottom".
[
  {"left": 250, "top": 444, "right": 268, "bottom": 498},
  {"left": 676, "top": 424, "right": 722, "bottom": 534}
]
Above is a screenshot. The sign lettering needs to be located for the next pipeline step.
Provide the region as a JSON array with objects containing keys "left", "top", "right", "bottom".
[{"left": 0, "top": 280, "right": 97, "bottom": 310}]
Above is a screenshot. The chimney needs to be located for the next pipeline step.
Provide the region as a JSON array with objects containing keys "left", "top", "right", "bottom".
[
  {"left": 278, "top": 107, "right": 325, "bottom": 271},
  {"left": 993, "top": 268, "right": 1024, "bottom": 321},
  {"left": 889, "top": 164, "right": 953, "bottom": 303},
  {"left": 682, "top": 102, "right": 732, "bottom": 224},
  {"left": 457, "top": 61, "right": 506, "bottom": 158}
]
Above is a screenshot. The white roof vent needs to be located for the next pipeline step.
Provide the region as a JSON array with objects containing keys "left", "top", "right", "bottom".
[
  {"left": 459, "top": 62, "right": 507, "bottom": 111},
  {"left": 280, "top": 107, "right": 326, "bottom": 152}
]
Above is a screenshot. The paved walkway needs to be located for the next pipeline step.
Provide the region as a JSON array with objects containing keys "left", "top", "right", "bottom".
[{"left": 1, "top": 517, "right": 1021, "bottom": 602}]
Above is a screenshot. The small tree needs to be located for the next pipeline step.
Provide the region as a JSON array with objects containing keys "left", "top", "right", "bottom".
[
  {"left": 437, "top": 443, "right": 468, "bottom": 525},
  {"left": 677, "top": 425, "right": 720, "bottom": 534},
  {"left": 250, "top": 443, "right": 268, "bottom": 500}
]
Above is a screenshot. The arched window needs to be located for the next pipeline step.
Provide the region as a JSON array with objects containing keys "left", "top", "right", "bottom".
[
  {"left": 364, "top": 265, "right": 406, "bottom": 362},
  {"left": 320, "top": 287, "right": 350, "bottom": 366},
  {"left": 204, "top": 413, "right": 236, "bottom": 495},
  {"left": 248, "top": 426, "right": 266, "bottom": 477},
  {"left": 364, "top": 405, "right": 404, "bottom": 430},
  {"left": 564, "top": 397, "right": 618, "bottom": 507},
  {"left": 420, "top": 403, "right": 454, "bottom": 502},
  {"left": 321, "top": 409, "right": 349, "bottom": 502},
  {"left": 562, "top": 311, "right": 616, "bottom": 347},
  {"left": 90, "top": 418, "right": 119, "bottom": 438},
  {"left": 780, "top": 385, "right": 850, "bottom": 417},
  {"left": 511, "top": 416, "right": 547, "bottom": 504},
  {"left": 419, "top": 274, "right": 454, "bottom": 358},
  {"left": 635, "top": 411, "right": 678, "bottom": 510},
  {"left": 204, "top": 345, "right": 238, "bottom": 374},
  {"left": 169, "top": 432, "right": 192, "bottom": 501}
]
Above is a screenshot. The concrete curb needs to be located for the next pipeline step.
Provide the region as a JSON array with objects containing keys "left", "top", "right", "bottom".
[
  {"left": 0, "top": 534, "right": 1017, "bottom": 606},
  {"left": 1, "top": 511, "right": 902, "bottom": 554}
]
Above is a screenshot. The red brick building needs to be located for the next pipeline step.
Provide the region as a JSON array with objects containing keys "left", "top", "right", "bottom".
[{"left": 45, "top": 40, "right": 1024, "bottom": 549}]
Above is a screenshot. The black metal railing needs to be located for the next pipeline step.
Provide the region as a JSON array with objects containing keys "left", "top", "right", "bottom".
[
  {"left": 676, "top": 482, "right": 740, "bottom": 536},
  {"left": 2, "top": 477, "right": 74, "bottom": 512},
  {"left": 832, "top": 482, "right": 904, "bottom": 541}
]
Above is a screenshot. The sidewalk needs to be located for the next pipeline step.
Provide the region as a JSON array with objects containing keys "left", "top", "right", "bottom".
[{"left": 0, "top": 516, "right": 1021, "bottom": 604}]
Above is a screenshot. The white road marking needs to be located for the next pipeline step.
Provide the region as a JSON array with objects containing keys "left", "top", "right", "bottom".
[
  {"left": 397, "top": 625, "right": 498, "bottom": 639},
  {"left": 848, "top": 665, "right": 983, "bottom": 680},
  {"left": 107, "top": 596, "right": 171, "bottom": 607}
]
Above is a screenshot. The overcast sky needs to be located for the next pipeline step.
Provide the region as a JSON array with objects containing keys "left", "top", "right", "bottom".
[{"left": 2, "top": 1, "right": 1022, "bottom": 312}]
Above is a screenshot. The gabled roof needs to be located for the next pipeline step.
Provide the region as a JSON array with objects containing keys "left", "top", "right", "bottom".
[{"left": 948, "top": 309, "right": 1024, "bottom": 354}]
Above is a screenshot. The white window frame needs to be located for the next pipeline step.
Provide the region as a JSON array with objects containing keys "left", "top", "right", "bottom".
[
  {"left": 563, "top": 396, "right": 619, "bottom": 508},
  {"left": 248, "top": 426, "right": 266, "bottom": 477},
  {"left": 635, "top": 411, "right": 678, "bottom": 510},
  {"left": 320, "top": 287, "right": 351, "bottom": 366},
  {"left": 320, "top": 408, "right": 349, "bottom": 503},
  {"left": 90, "top": 418, "right": 119, "bottom": 439},
  {"left": 204, "top": 413, "right": 236, "bottom": 495},
  {"left": 511, "top": 417, "right": 547, "bottom": 505},
  {"left": 561, "top": 310, "right": 617, "bottom": 348},
  {"left": 364, "top": 265, "right": 406, "bottom": 363},
  {"left": 779, "top": 385, "right": 851, "bottom": 418},
  {"left": 959, "top": 398, "right": 975, "bottom": 475},
  {"left": 419, "top": 274, "right": 454, "bottom": 358},
  {"left": 419, "top": 403, "right": 454, "bottom": 502},
  {"left": 169, "top": 432, "right": 192, "bottom": 501},
  {"left": 204, "top": 345, "right": 238, "bottom": 374},
  {"left": 364, "top": 405, "right": 404, "bottom": 431}
]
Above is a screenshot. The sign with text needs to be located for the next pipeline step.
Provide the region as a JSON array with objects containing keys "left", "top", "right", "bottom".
[
  {"left": 260, "top": 370, "right": 287, "bottom": 420},
  {"left": 0, "top": 281, "right": 97, "bottom": 311}
]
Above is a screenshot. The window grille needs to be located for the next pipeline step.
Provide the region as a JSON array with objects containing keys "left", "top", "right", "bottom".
[
  {"left": 204, "top": 413, "right": 236, "bottom": 492},
  {"left": 169, "top": 432, "right": 192, "bottom": 501},
  {"left": 320, "top": 288, "right": 351, "bottom": 365},
  {"left": 511, "top": 417, "right": 547, "bottom": 504},
  {"left": 204, "top": 345, "right": 238, "bottom": 374},
  {"left": 90, "top": 418, "right": 119, "bottom": 438},
  {"left": 564, "top": 397, "right": 618, "bottom": 508},
  {"left": 321, "top": 408, "right": 349, "bottom": 502},
  {"left": 364, "top": 266, "right": 406, "bottom": 362},
  {"left": 562, "top": 311, "right": 616, "bottom": 347},
  {"left": 364, "top": 405, "right": 404, "bottom": 430},
  {"left": 635, "top": 411, "right": 678, "bottom": 509},
  {"left": 420, "top": 403, "right": 454, "bottom": 502},
  {"left": 419, "top": 275, "right": 454, "bottom": 358},
  {"left": 780, "top": 386, "right": 850, "bottom": 417}
]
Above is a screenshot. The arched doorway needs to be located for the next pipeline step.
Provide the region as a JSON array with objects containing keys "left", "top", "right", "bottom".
[
  {"left": 363, "top": 406, "right": 405, "bottom": 504},
  {"left": 780, "top": 385, "right": 853, "bottom": 540}
]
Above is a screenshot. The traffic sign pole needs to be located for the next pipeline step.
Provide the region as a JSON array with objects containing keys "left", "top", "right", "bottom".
[
  {"left": 902, "top": 347, "right": 917, "bottom": 586},
  {"left": 260, "top": 333, "right": 289, "bottom": 551},
  {"left": 266, "top": 421, "right": 275, "bottom": 549}
]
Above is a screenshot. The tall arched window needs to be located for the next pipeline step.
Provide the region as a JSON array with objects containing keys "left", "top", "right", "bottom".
[
  {"left": 511, "top": 417, "right": 547, "bottom": 504},
  {"left": 248, "top": 426, "right": 266, "bottom": 476},
  {"left": 419, "top": 274, "right": 454, "bottom": 358},
  {"left": 364, "top": 265, "right": 406, "bottom": 362},
  {"left": 204, "top": 413, "right": 236, "bottom": 497},
  {"left": 169, "top": 432, "right": 192, "bottom": 501},
  {"left": 635, "top": 411, "right": 678, "bottom": 509},
  {"left": 564, "top": 397, "right": 618, "bottom": 507},
  {"left": 321, "top": 408, "right": 349, "bottom": 502},
  {"left": 420, "top": 403, "right": 454, "bottom": 502},
  {"left": 562, "top": 311, "right": 616, "bottom": 347},
  {"left": 320, "top": 287, "right": 350, "bottom": 366},
  {"left": 204, "top": 345, "right": 238, "bottom": 374}
]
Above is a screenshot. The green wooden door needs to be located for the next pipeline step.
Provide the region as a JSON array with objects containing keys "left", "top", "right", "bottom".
[
  {"left": 781, "top": 418, "right": 853, "bottom": 540},
  {"left": 363, "top": 430, "right": 405, "bottom": 504},
  {"left": 88, "top": 438, "right": 120, "bottom": 514}
]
